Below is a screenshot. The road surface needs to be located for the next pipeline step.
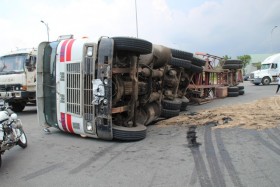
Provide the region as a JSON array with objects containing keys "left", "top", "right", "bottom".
[{"left": 0, "top": 81, "right": 279, "bottom": 187}]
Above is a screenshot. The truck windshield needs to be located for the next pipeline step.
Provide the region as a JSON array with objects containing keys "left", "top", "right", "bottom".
[
  {"left": 43, "top": 41, "right": 59, "bottom": 126},
  {"left": 261, "top": 64, "right": 270, "bottom": 70},
  {"left": 0, "top": 54, "right": 26, "bottom": 73}
]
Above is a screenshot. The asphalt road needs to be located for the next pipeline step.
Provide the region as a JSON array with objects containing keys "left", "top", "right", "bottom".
[{"left": 0, "top": 81, "right": 280, "bottom": 187}]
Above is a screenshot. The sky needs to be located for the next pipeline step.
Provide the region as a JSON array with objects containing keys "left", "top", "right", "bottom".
[{"left": 0, "top": 0, "right": 279, "bottom": 58}]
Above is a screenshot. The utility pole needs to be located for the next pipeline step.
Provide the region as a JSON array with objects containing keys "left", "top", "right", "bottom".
[
  {"left": 41, "top": 20, "right": 50, "bottom": 41},
  {"left": 135, "top": 0, "right": 139, "bottom": 38},
  {"left": 271, "top": 25, "right": 278, "bottom": 52}
]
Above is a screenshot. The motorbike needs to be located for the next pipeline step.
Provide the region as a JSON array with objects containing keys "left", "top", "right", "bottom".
[{"left": 0, "top": 98, "right": 27, "bottom": 167}]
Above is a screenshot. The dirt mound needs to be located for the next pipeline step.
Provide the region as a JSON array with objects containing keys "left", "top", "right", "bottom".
[{"left": 156, "top": 96, "right": 280, "bottom": 129}]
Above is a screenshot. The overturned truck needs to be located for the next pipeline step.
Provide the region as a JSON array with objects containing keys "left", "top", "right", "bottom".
[{"left": 37, "top": 36, "right": 205, "bottom": 141}]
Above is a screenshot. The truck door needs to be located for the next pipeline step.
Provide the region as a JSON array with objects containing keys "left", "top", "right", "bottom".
[{"left": 269, "top": 63, "right": 279, "bottom": 78}]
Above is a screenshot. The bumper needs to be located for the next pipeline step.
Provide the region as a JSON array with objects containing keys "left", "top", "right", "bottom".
[
  {"left": 0, "top": 91, "right": 35, "bottom": 100},
  {"left": 250, "top": 78, "right": 262, "bottom": 84}
]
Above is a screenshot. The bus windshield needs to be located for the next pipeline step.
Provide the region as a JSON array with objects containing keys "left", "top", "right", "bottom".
[{"left": 0, "top": 54, "right": 26, "bottom": 73}]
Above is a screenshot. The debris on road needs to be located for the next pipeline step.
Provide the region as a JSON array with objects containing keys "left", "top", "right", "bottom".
[{"left": 157, "top": 96, "right": 280, "bottom": 130}]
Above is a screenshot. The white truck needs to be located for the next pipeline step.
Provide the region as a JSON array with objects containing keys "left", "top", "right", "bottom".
[
  {"left": 250, "top": 53, "right": 280, "bottom": 85},
  {"left": 0, "top": 48, "right": 37, "bottom": 112}
]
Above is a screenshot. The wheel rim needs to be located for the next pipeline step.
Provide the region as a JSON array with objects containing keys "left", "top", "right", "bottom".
[{"left": 263, "top": 78, "right": 270, "bottom": 85}]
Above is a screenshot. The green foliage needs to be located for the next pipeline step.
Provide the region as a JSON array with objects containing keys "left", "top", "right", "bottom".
[
  {"left": 222, "top": 55, "right": 231, "bottom": 61},
  {"left": 237, "top": 55, "right": 251, "bottom": 68},
  {"left": 253, "top": 62, "right": 261, "bottom": 70}
]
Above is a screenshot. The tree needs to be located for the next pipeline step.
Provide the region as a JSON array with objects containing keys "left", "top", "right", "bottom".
[
  {"left": 237, "top": 55, "right": 251, "bottom": 68},
  {"left": 237, "top": 55, "right": 251, "bottom": 74},
  {"left": 253, "top": 62, "right": 261, "bottom": 70},
  {"left": 222, "top": 55, "right": 231, "bottom": 61}
]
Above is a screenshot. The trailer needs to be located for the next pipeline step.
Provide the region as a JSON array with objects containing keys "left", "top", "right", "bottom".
[{"left": 186, "top": 52, "right": 244, "bottom": 104}]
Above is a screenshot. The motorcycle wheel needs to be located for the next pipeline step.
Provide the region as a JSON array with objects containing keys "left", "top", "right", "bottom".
[{"left": 17, "top": 129, "right": 27, "bottom": 148}]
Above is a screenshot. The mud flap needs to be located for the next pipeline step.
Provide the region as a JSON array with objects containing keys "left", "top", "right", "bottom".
[{"left": 93, "top": 37, "right": 114, "bottom": 140}]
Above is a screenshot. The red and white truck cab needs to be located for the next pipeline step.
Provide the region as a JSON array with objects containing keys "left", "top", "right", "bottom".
[
  {"left": 36, "top": 35, "right": 198, "bottom": 141},
  {"left": 36, "top": 36, "right": 159, "bottom": 141}
]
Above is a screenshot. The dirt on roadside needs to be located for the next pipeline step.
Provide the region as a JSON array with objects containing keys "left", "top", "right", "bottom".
[{"left": 156, "top": 95, "right": 280, "bottom": 130}]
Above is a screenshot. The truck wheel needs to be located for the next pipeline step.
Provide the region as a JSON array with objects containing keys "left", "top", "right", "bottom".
[
  {"left": 160, "top": 108, "right": 180, "bottom": 118},
  {"left": 10, "top": 102, "right": 26, "bottom": 112},
  {"left": 239, "top": 90, "right": 245, "bottom": 95},
  {"left": 112, "top": 124, "right": 147, "bottom": 141},
  {"left": 238, "top": 85, "right": 244, "bottom": 90},
  {"left": 168, "top": 57, "right": 191, "bottom": 69},
  {"left": 222, "top": 64, "right": 242, "bottom": 69},
  {"left": 112, "top": 37, "right": 152, "bottom": 55},
  {"left": 191, "top": 57, "right": 206, "bottom": 67},
  {"left": 224, "top": 60, "right": 243, "bottom": 65},
  {"left": 228, "top": 86, "right": 239, "bottom": 92},
  {"left": 162, "top": 99, "right": 182, "bottom": 110},
  {"left": 227, "top": 91, "right": 239, "bottom": 97},
  {"left": 171, "top": 48, "right": 193, "bottom": 61},
  {"left": 189, "top": 64, "right": 203, "bottom": 73},
  {"left": 261, "top": 77, "right": 271, "bottom": 85},
  {"left": 180, "top": 96, "right": 189, "bottom": 111}
]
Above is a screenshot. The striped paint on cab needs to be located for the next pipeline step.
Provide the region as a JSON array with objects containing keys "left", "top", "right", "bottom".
[{"left": 59, "top": 39, "right": 75, "bottom": 62}]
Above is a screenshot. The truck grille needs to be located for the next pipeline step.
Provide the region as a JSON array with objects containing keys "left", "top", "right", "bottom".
[
  {"left": 84, "top": 57, "right": 94, "bottom": 121},
  {"left": 66, "top": 63, "right": 81, "bottom": 115}
]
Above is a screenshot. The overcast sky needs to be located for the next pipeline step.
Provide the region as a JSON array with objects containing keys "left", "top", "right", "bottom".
[{"left": 0, "top": 0, "right": 279, "bottom": 58}]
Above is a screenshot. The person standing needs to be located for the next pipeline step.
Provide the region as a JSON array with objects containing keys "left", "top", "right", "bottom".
[{"left": 276, "top": 74, "right": 280, "bottom": 93}]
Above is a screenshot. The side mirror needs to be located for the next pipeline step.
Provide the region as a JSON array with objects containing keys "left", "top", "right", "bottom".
[{"left": 25, "top": 57, "right": 31, "bottom": 66}]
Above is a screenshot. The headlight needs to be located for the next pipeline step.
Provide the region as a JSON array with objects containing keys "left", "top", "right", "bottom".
[
  {"left": 11, "top": 113, "right": 18, "bottom": 120},
  {"left": 86, "top": 122, "right": 93, "bottom": 131}
]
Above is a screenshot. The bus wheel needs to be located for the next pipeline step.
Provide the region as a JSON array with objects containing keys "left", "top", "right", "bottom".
[{"left": 112, "top": 124, "right": 147, "bottom": 141}]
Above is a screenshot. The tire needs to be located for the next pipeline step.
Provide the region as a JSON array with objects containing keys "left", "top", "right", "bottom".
[
  {"left": 224, "top": 60, "right": 242, "bottom": 65},
  {"left": 162, "top": 99, "right": 182, "bottom": 110},
  {"left": 180, "top": 97, "right": 189, "bottom": 111},
  {"left": 254, "top": 83, "right": 260, "bottom": 85},
  {"left": 228, "top": 86, "right": 239, "bottom": 92},
  {"left": 112, "top": 124, "right": 147, "bottom": 141},
  {"left": 112, "top": 37, "right": 152, "bottom": 55},
  {"left": 227, "top": 91, "right": 239, "bottom": 97},
  {"left": 238, "top": 85, "right": 244, "bottom": 90},
  {"left": 261, "top": 77, "right": 271, "bottom": 85},
  {"left": 191, "top": 57, "right": 206, "bottom": 67},
  {"left": 239, "top": 90, "right": 245, "bottom": 95},
  {"left": 161, "top": 108, "right": 180, "bottom": 118},
  {"left": 222, "top": 64, "right": 242, "bottom": 69},
  {"left": 0, "top": 154, "right": 1, "bottom": 168},
  {"left": 17, "top": 129, "right": 27, "bottom": 148},
  {"left": 171, "top": 48, "right": 193, "bottom": 61},
  {"left": 10, "top": 102, "right": 25, "bottom": 113},
  {"left": 189, "top": 64, "right": 203, "bottom": 73},
  {"left": 169, "top": 57, "right": 191, "bottom": 69}
]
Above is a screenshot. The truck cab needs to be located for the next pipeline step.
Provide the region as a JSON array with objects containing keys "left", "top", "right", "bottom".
[
  {"left": 37, "top": 36, "right": 164, "bottom": 141},
  {"left": 0, "top": 49, "right": 37, "bottom": 112},
  {"left": 250, "top": 53, "right": 280, "bottom": 85}
]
